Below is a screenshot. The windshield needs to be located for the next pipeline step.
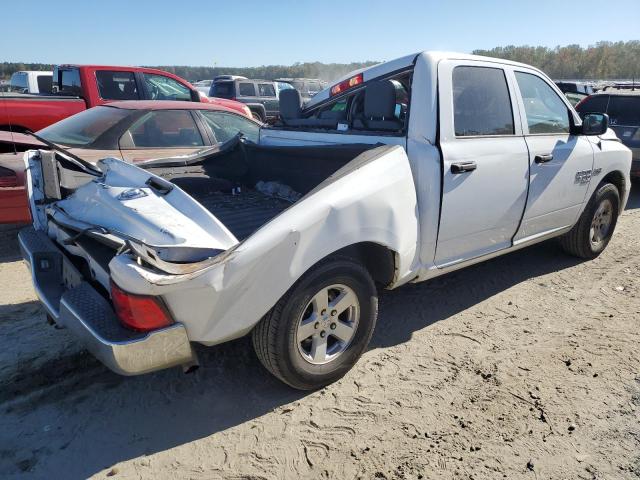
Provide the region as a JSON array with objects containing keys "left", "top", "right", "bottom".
[{"left": 38, "top": 106, "right": 131, "bottom": 146}]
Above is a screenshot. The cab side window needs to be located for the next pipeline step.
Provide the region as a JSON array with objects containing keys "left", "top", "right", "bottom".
[
  {"left": 125, "top": 111, "right": 204, "bottom": 148},
  {"left": 239, "top": 83, "right": 256, "bottom": 97},
  {"left": 515, "top": 72, "right": 570, "bottom": 134},
  {"left": 258, "top": 83, "right": 276, "bottom": 97},
  {"left": 453, "top": 66, "right": 515, "bottom": 137},
  {"left": 143, "top": 74, "right": 192, "bottom": 102},
  {"left": 96, "top": 71, "right": 140, "bottom": 100}
]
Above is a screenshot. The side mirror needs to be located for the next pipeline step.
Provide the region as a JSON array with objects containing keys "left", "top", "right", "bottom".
[{"left": 582, "top": 112, "right": 609, "bottom": 136}]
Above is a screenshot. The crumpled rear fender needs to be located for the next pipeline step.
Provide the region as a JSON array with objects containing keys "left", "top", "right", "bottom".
[{"left": 110, "top": 145, "right": 420, "bottom": 345}]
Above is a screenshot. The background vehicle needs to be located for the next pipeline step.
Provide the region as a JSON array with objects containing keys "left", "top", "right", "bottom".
[
  {"left": 555, "top": 81, "right": 595, "bottom": 106},
  {"left": 209, "top": 78, "right": 280, "bottom": 122},
  {"left": 20, "top": 52, "right": 631, "bottom": 391},
  {"left": 0, "top": 65, "right": 251, "bottom": 133},
  {"left": 0, "top": 101, "right": 260, "bottom": 223},
  {"left": 276, "top": 78, "right": 327, "bottom": 101},
  {"left": 8, "top": 71, "right": 53, "bottom": 94},
  {"left": 576, "top": 91, "right": 640, "bottom": 177},
  {"left": 192, "top": 79, "right": 212, "bottom": 96}
]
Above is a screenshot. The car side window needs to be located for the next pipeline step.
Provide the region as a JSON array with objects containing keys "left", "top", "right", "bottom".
[
  {"left": 125, "top": 110, "right": 204, "bottom": 148},
  {"left": 96, "top": 71, "right": 140, "bottom": 100},
  {"left": 515, "top": 72, "right": 570, "bottom": 134},
  {"left": 258, "top": 83, "right": 276, "bottom": 97},
  {"left": 143, "top": 73, "right": 192, "bottom": 101},
  {"left": 201, "top": 111, "right": 259, "bottom": 143},
  {"left": 453, "top": 66, "right": 515, "bottom": 137},
  {"left": 238, "top": 83, "right": 256, "bottom": 96}
]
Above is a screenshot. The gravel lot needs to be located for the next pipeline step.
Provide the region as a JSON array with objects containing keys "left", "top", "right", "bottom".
[{"left": 1, "top": 186, "right": 639, "bottom": 480}]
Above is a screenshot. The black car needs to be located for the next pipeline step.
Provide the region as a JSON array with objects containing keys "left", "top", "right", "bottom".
[
  {"left": 210, "top": 79, "right": 279, "bottom": 123},
  {"left": 576, "top": 91, "right": 640, "bottom": 178}
]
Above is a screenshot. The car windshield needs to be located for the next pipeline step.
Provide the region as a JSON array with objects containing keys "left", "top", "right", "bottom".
[{"left": 38, "top": 106, "right": 131, "bottom": 146}]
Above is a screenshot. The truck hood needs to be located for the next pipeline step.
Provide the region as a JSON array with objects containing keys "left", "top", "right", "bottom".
[{"left": 28, "top": 153, "right": 239, "bottom": 273}]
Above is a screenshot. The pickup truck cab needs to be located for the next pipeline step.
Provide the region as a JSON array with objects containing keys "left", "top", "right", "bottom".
[
  {"left": 0, "top": 65, "right": 251, "bottom": 133},
  {"left": 8, "top": 71, "right": 53, "bottom": 94},
  {"left": 19, "top": 51, "right": 631, "bottom": 390}
]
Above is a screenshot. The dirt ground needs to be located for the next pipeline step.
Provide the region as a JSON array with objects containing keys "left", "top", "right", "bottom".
[{"left": 1, "top": 187, "right": 639, "bottom": 480}]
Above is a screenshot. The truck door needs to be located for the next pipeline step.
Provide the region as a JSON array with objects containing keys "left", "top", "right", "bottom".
[
  {"left": 435, "top": 61, "right": 530, "bottom": 267},
  {"left": 510, "top": 70, "right": 594, "bottom": 243}
]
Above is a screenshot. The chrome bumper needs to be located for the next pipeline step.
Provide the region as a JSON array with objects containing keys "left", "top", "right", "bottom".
[{"left": 19, "top": 227, "right": 196, "bottom": 376}]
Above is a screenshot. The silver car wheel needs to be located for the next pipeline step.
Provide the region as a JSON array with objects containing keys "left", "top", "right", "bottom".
[
  {"left": 296, "top": 284, "right": 360, "bottom": 365},
  {"left": 590, "top": 198, "right": 613, "bottom": 249}
]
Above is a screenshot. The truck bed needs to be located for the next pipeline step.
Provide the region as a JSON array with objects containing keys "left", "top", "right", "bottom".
[{"left": 194, "top": 189, "right": 293, "bottom": 240}]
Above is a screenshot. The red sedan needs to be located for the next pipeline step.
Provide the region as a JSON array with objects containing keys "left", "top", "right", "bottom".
[{"left": 0, "top": 101, "right": 261, "bottom": 223}]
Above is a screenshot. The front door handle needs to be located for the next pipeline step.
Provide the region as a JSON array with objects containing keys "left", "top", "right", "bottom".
[
  {"left": 534, "top": 153, "right": 554, "bottom": 164},
  {"left": 451, "top": 161, "right": 477, "bottom": 174}
]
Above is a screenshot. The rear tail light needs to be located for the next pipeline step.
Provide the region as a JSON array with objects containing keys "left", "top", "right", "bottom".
[
  {"left": 111, "top": 282, "right": 173, "bottom": 331},
  {"left": 0, "top": 166, "right": 18, "bottom": 188},
  {"left": 330, "top": 73, "right": 363, "bottom": 97}
]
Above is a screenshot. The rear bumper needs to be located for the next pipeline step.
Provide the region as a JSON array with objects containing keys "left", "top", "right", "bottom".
[{"left": 19, "top": 227, "right": 196, "bottom": 376}]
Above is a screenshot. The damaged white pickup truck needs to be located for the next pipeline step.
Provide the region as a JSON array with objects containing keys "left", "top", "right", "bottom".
[{"left": 20, "top": 52, "right": 631, "bottom": 390}]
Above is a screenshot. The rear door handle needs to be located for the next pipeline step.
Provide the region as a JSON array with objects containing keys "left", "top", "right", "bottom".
[
  {"left": 451, "top": 161, "right": 477, "bottom": 174},
  {"left": 534, "top": 153, "right": 554, "bottom": 164}
]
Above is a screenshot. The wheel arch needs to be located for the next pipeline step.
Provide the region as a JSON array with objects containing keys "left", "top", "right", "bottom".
[
  {"left": 324, "top": 241, "right": 398, "bottom": 288},
  {"left": 600, "top": 169, "right": 627, "bottom": 204}
]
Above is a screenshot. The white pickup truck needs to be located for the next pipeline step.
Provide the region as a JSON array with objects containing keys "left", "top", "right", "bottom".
[{"left": 19, "top": 51, "right": 631, "bottom": 390}]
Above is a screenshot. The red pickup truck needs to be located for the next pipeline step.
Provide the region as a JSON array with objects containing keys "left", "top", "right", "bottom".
[{"left": 0, "top": 65, "right": 252, "bottom": 132}]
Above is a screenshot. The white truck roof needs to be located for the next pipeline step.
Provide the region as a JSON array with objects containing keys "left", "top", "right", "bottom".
[{"left": 305, "top": 51, "right": 543, "bottom": 109}]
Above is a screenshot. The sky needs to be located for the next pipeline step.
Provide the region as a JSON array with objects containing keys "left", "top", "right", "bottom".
[{"left": 4, "top": 0, "right": 639, "bottom": 67}]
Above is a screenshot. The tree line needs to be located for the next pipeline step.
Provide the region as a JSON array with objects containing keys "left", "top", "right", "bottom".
[
  {"left": 0, "top": 61, "right": 378, "bottom": 82},
  {"left": 472, "top": 41, "right": 640, "bottom": 79},
  {"left": 1, "top": 41, "right": 639, "bottom": 82}
]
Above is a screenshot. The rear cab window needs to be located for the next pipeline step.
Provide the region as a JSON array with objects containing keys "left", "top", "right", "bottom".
[
  {"left": 96, "top": 71, "right": 140, "bottom": 100},
  {"left": 53, "top": 67, "right": 82, "bottom": 96},
  {"left": 453, "top": 66, "right": 514, "bottom": 136}
]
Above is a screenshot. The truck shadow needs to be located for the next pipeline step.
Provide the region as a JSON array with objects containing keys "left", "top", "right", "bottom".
[
  {"left": 625, "top": 180, "right": 640, "bottom": 210},
  {"left": 3, "top": 184, "right": 639, "bottom": 479},
  {"left": 3, "top": 239, "right": 586, "bottom": 480}
]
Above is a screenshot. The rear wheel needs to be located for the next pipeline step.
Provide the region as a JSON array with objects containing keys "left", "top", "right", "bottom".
[
  {"left": 560, "top": 182, "right": 620, "bottom": 259},
  {"left": 252, "top": 257, "right": 377, "bottom": 390}
]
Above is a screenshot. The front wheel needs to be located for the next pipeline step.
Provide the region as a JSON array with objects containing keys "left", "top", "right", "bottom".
[
  {"left": 560, "top": 182, "right": 620, "bottom": 259},
  {"left": 252, "top": 257, "right": 377, "bottom": 390}
]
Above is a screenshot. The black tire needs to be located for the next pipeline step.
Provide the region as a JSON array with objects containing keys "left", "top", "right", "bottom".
[
  {"left": 251, "top": 110, "right": 264, "bottom": 123},
  {"left": 252, "top": 256, "right": 377, "bottom": 390},
  {"left": 560, "top": 182, "right": 620, "bottom": 259}
]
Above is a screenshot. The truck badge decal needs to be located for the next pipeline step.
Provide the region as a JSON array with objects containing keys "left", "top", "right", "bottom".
[{"left": 575, "top": 170, "right": 592, "bottom": 184}]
